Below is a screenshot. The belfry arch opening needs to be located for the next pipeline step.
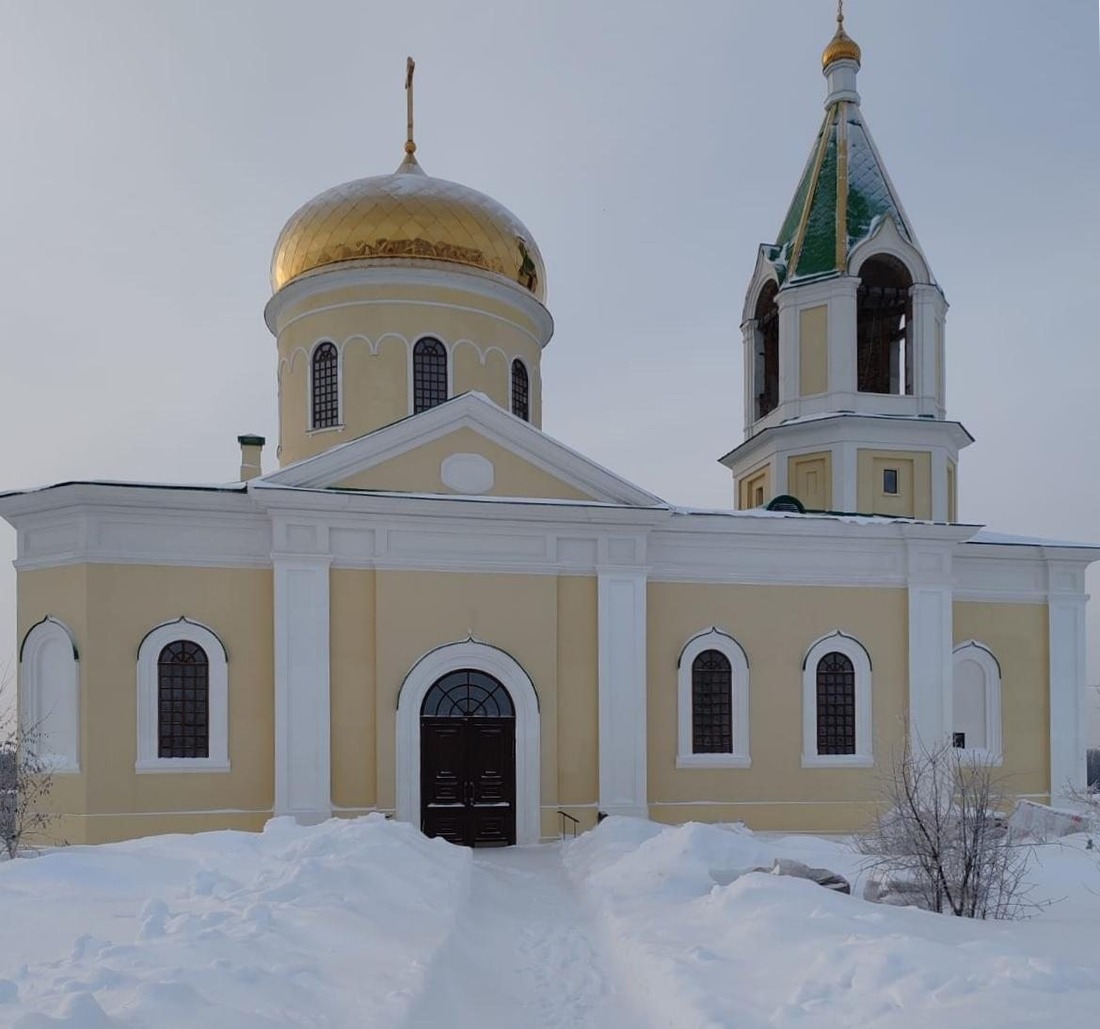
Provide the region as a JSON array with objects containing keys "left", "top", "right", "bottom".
[
  {"left": 856, "top": 255, "right": 913, "bottom": 396},
  {"left": 754, "top": 280, "right": 779, "bottom": 419}
]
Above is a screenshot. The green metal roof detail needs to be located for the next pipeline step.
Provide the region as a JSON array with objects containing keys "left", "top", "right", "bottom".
[{"left": 772, "top": 102, "right": 913, "bottom": 285}]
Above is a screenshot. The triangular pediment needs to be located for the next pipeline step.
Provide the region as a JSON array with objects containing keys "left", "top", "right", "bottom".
[{"left": 259, "top": 393, "right": 664, "bottom": 507}]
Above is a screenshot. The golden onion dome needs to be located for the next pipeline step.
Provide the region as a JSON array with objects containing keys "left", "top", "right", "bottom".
[
  {"left": 270, "top": 153, "right": 546, "bottom": 302},
  {"left": 822, "top": 5, "right": 861, "bottom": 69}
]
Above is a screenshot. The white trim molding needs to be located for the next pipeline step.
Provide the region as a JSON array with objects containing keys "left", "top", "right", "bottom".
[
  {"left": 136, "top": 617, "right": 229, "bottom": 773},
  {"left": 19, "top": 616, "right": 80, "bottom": 773},
  {"left": 676, "top": 628, "right": 751, "bottom": 768},
  {"left": 273, "top": 554, "right": 331, "bottom": 821},
  {"left": 951, "top": 641, "right": 1003, "bottom": 763},
  {"left": 396, "top": 639, "right": 541, "bottom": 845},
  {"left": 802, "top": 631, "right": 873, "bottom": 768}
]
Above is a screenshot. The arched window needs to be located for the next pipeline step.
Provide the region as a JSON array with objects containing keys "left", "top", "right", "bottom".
[
  {"left": 856, "top": 255, "right": 913, "bottom": 395},
  {"left": 952, "top": 642, "right": 1002, "bottom": 761},
  {"left": 413, "top": 337, "right": 448, "bottom": 413},
  {"left": 19, "top": 616, "right": 80, "bottom": 772},
  {"left": 157, "top": 641, "right": 209, "bottom": 759},
  {"left": 676, "top": 628, "right": 751, "bottom": 767},
  {"left": 310, "top": 342, "right": 339, "bottom": 429},
  {"left": 802, "top": 632, "right": 873, "bottom": 767},
  {"left": 136, "top": 618, "right": 229, "bottom": 772},
  {"left": 511, "top": 359, "right": 530, "bottom": 421},
  {"left": 754, "top": 280, "right": 779, "bottom": 419}
]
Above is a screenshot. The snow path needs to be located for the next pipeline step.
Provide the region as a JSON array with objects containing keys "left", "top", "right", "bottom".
[{"left": 400, "top": 843, "right": 653, "bottom": 1029}]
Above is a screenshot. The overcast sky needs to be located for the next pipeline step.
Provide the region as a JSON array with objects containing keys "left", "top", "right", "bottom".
[{"left": 0, "top": 1, "right": 1098, "bottom": 677}]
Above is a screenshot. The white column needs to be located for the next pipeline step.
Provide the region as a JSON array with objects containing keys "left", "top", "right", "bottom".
[
  {"left": 1047, "top": 559, "right": 1088, "bottom": 801},
  {"left": 906, "top": 539, "right": 955, "bottom": 751},
  {"left": 742, "top": 320, "right": 756, "bottom": 436},
  {"left": 273, "top": 549, "right": 332, "bottom": 823},
  {"left": 910, "top": 284, "right": 945, "bottom": 418},
  {"left": 597, "top": 544, "right": 648, "bottom": 818},
  {"left": 827, "top": 277, "right": 859, "bottom": 411},
  {"left": 834, "top": 441, "right": 858, "bottom": 513}
]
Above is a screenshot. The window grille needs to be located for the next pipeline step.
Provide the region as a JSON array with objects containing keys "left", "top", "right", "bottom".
[
  {"left": 511, "top": 359, "right": 530, "bottom": 421},
  {"left": 157, "top": 640, "right": 209, "bottom": 759},
  {"left": 421, "top": 669, "right": 515, "bottom": 718},
  {"left": 311, "top": 342, "right": 339, "bottom": 428},
  {"left": 816, "top": 651, "right": 856, "bottom": 755},
  {"left": 413, "top": 338, "right": 448, "bottom": 413},
  {"left": 691, "top": 649, "right": 732, "bottom": 753}
]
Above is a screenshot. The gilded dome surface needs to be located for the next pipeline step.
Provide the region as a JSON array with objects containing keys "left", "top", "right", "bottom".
[{"left": 271, "top": 156, "right": 546, "bottom": 301}]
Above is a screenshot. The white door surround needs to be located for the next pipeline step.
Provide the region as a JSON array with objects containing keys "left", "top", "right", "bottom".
[{"left": 396, "top": 639, "right": 541, "bottom": 845}]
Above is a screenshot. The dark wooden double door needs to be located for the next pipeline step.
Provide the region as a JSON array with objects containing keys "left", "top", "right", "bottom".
[{"left": 420, "top": 670, "right": 516, "bottom": 848}]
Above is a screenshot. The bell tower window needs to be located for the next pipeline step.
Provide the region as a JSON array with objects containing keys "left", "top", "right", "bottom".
[
  {"left": 857, "top": 255, "right": 913, "bottom": 395},
  {"left": 754, "top": 281, "right": 779, "bottom": 419},
  {"left": 413, "top": 337, "right": 448, "bottom": 413}
]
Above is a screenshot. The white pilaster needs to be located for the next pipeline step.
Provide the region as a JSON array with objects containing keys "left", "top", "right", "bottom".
[
  {"left": 1047, "top": 559, "right": 1088, "bottom": 801},
  {"left": 827, "top": 276, "right": 859, "bottom": 411},
  {"left": 930, "top": 447, "right": 948, "bottom": 522},
  {"left": 273, "top": 521, "right": 332, "bottom": 823},
  {"left": 597, "top": 538, "right": 648, "bottom": 818},
  {"left": 910, "top": 283, "right": 946, "bottom": 417},
  {"left": 741, "top": 320, "right": 756, "bottom": 436},
  {"left": 906, "top": 539, "right": 955, "bottom": 751},
  {"left": 834, "top": 441, "right": 858, "bottom": 512}
]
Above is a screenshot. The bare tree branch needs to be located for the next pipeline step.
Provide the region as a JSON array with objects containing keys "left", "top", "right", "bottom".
[{"left": 857, "top": 737, "right": 1035, "bottom": 919}]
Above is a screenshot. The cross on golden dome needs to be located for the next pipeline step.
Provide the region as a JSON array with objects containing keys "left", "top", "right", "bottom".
[{"left": 822, "top": 0, "right": 862, "bottom": 69}]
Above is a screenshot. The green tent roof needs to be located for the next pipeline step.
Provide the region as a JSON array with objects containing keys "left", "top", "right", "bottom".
[{"left": 772, "top": 101, "right": 914, "bottom": 284}]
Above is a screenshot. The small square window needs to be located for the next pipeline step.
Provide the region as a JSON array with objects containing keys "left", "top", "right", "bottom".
[
  {"left": 953, "top": 731, "right": 966, "bottom": 749},
  {"left": 883, "top": 468, "right": 899, "bottom": 495}
]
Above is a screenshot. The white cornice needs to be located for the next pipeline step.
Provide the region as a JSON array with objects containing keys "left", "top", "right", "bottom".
[
  {"left": 720, "top": 412, "right": 974, "bottom": 471},
  {"left": 264, "top": 263, "right": 554, "bottom": 344}
]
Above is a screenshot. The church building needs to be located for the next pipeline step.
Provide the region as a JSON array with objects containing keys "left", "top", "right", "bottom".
[{"left": 2, "top": 13, "right": 1095, "bottom": 846}]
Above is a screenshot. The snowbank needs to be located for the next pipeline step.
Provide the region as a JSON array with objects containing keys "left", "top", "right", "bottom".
[
  {"left": 567, "top": 817, "right": 1100, "bottom": 1028},
  {"left": 0, "top": 815, "right": 471, "bottom": 1027}
]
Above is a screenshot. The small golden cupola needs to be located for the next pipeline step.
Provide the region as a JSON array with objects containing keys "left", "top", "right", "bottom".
[
  {"left": 821, "top": 0, "right": 861, "bottom": 69},
  {"left": 265, "top": 59, "right": 553, "bottom": 467}
]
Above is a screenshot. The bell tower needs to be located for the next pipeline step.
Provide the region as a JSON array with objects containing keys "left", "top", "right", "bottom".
[{"left": 721, "top": 5, "right": 971, "bottom": 521}]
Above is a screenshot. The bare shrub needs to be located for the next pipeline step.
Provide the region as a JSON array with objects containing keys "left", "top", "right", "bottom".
[
  {"left": 858, "top": 737, "right": 1032, "bottom": 919},
  {"left": 0, "top": 661, "right": 58, "bottom": 858}
]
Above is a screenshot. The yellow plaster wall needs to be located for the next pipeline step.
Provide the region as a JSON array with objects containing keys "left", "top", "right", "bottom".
[
  {"left": 72, "top": 565, "right": 273, "bottom": 842},
  {"left": 953, "top": 601, "right": 1049, "bottom": 798},
  {"left": 799, "top": 305, "right": 828, "bottom": 396},
  {"left": 372, "top": 570, "right": 573, "bottom": 838},
  {"left": 737, "top": 463, "right": 772, "bottom": 510},
  {"left": 647, "top": 581, "right": 909, "bottom": 832},
  {"left": 856, "top": 448, "right": 932, "bottom": 519},
  {"left": 276, "top": 280, "right": 545, "bottom": 465},
  {"left": 335, "top": 426, "right": 595, "bottom": 501},
  {"left": 788, "top": 451, "right": 833, "bottom": 511},
  {"left": 555, "top": 576, "right": 600, "bottom": 829},
  {"left": 330, "top": 569, "right": 376, "bottom": 811}
]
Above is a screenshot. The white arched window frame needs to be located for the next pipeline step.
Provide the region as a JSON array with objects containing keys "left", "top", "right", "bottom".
[
  {"left": 951, "top": 641, "right": 1003, "bottom": 764},
  {"left": 307, "top": 339, "right": 342, "bottom": 433},
  {"left": 802, "top": 631, "right": 874, "bottom": 768},
  {"left": 136, "top": 618, "right": 230, "bottom": 773},
  {"left": 676, "top": 628, "right": 751, "bottom": 768},
  {"left": 19, "top": 616, "right": 80, "bottom": 773}
]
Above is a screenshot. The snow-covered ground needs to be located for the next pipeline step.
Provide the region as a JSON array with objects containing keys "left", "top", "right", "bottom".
[{"left": 1, "top": 815, "right": 1100, "bottom": 1026}]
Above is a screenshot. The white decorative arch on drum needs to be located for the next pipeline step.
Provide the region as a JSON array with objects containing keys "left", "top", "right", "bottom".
[{"left": 396, "top": 639, "right": 541, "bottom": 845}]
